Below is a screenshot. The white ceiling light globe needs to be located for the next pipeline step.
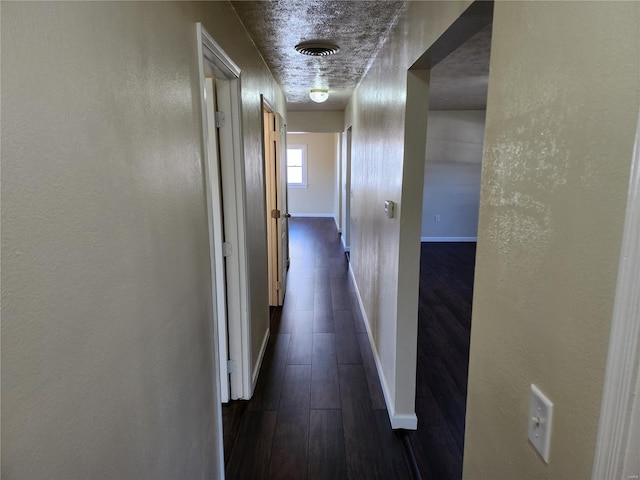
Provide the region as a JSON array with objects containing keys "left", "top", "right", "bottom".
[{"left": 309, "top": 89, "right": 329, "bottom": 103}]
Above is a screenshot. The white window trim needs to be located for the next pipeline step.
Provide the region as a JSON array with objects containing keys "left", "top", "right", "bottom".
[{"left": 287, "top": 144, "right": 308, "bottom": 188}]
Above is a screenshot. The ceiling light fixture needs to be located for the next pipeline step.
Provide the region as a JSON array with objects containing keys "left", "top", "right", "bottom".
[
  {"left": 295, "top": 41, "right": 340, "bottom": 57},
  {"left": 309, "top": 89, "right": 329, "bottom": 103}
]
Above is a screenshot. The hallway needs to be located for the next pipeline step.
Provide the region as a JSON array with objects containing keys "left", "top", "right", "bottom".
[{"left": 225, "top": 217, "right": 411, "bottom": 479}]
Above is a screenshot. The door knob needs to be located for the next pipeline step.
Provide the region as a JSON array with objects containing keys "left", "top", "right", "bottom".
[{"left": 284, "top": 213, "right": 291, "bottom": 218}]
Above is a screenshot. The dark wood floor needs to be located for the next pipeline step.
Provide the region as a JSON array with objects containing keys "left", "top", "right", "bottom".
[
  {"left": 224, "top": 217, "right": 412, "bottom": 480},
  {"left": 407, "top": 242, "right": 476, "bottom": 480}
]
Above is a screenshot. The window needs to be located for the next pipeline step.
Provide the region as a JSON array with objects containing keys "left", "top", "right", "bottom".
[{"left": 287, "top": 145, "right": 307, "bottom": 188}]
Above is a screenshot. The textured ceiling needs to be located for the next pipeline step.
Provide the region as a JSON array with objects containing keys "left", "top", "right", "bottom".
[
  {"left": 429, "top": 24, "right": 492, "bottom": 110},
  {"left": 232, "top": 1, "right": 491, "bottom": 111},
  {"left": 232, "top": 0, "right": 406, "bottom": 111}
]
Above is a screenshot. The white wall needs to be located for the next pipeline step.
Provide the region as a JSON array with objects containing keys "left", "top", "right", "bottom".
[
  {"left": 287, "top": 133, "right": 338, "bottom": 218},
  {"left": 421, "top": 110, "right": 485, "bottom": 240},
  {"left": 1, "top": 2, "right": 285, "bottom": 478}
]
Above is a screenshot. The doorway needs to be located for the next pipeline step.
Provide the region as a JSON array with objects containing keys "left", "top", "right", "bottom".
[
  {"left": 198, "top": 23, "right": 252, "bottom": 402},
  {"left": 262, "top": 98, "right": 290, "bottom": 306},
  {"left": 197, "top": 23, "right": 254, "bottom": 474},
  {"left": 402, "top": 3, "right": 493, "bottom": 478}
]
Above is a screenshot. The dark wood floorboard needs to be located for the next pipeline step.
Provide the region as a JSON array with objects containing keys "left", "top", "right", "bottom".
[
  {"left": 373, "top": 409, "right": 414, "bottom": 480},
  {"left": 308, "top": 410, "right": 348, "bottom": 480},
  {"left": 357, "top": 333, "right": 386, "bottom": 410},
  {"left": 268, "top": 365, "right": 311, "bottom": 479},
  {"left": 408, "top": 242, "right": 476, "bottom": 480},
  {"left": 225, "top": 217, "right": 411, "bottom": 480},
  {"left": 221, "top": 400, "right": 248, "bottom": 466},
  {"left": 336, "top": 333, "right": 362, "bottom": 365},
  {"left": 291, "top": 310, "right": 314, "bottom": 335},
  {"left": 412, "top": 385, "right": 462, "bottom": 480},
  {"left": 226, "top": 410, "right": 277, "bottom": 480},
  {"left": 287, "top": 333, "right": 313, "bottom": 365},
  {"left": 249, "top": 334, "right": 290, "bottom": 412},
  {"left": 339, "top": 364, "right": 385, "bottom": 480},
  {"left": 313, "top": 312, "right": 334, "bottom": 333},
  {"left": 350, "top": 293, "right": 367, "bottom": 333},
  {"left": 311, "top": 335, "right": 341, "bottom": 410}
]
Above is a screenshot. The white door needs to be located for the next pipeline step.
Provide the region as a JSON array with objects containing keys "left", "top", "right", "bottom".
[{"left": 204, "top": 75, "right": 230, "bottom": 403}]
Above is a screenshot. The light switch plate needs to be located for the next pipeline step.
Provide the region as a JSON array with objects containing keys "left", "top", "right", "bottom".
[{"left": 528, "top": 384, "right": 553, "bottom": 463}]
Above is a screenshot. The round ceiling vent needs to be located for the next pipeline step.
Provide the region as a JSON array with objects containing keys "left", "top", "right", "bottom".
[{"left": 294, "top": 41, "right": 340, "bottom": 57}]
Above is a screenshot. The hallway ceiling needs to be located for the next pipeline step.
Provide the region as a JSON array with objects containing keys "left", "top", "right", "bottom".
[
  {"left": 231, "top": 1, "right": 491, "bottom": 112},
  {"left": 231, "top": 0, "right": 406, "bottom": 111},
  {"left": 429, "top": 24, "right": 492, "bottom": 111}
]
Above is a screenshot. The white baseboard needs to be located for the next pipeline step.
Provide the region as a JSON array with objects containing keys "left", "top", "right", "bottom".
[
  {"left": 421, "top": 236, "right": 477, "bottom": 242},
  {"left": 348, "top": 264, "right": 418, "bottom": 430},
  {"left": 334, "top": 216, "right": 340, "bottom": 233},
  {"left": 392, "top": 413, "right": 420, "bottom": 430},
  {"left": 252, "top": 327, "right": 270, "bottom": 392},
  {"left": 341, "top": 235, "right": 350, "bottom": 252}
]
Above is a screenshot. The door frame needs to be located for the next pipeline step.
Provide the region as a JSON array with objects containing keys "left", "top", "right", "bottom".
[
  {"left": 341, "top": 126, "right": 352, "bottom": 252},
  {"left": 277, "top": 111, "right": 289, "bottom": 305},
  {"left": 202, "top": 74, "right": 229, "bottom": 403},
  {"left": 197, "top": 22, "right": 252, "bottom": 403},
  {"left": 592, "top": 113, "right": 640, "bottom": 479}
]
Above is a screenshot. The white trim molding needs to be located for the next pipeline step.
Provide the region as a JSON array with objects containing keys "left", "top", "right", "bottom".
[
  {"left": 252, "top": 328, "right": 270, "bottom": 393},
  {"left": 592, "top": 114, "right": 640, "bottom": 480},
  {"left": 349, "top": 264, "right": 418, "bottom": 430},
  {"left": 421, "top": 236, "right": 477, "bottom": 242},
  {"left": 341, "top": 235, "right": 350, "bottom": 252},
  {"left": 201, "top": 26, "right": 240, "bottom": 78}
]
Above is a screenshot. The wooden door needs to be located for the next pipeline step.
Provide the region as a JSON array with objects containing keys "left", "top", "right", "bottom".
[{"left": 263, "top": 105, "right": 288, "bottom": 306}]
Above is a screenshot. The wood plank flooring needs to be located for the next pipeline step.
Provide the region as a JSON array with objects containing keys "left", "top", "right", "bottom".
[
  {"left": 224, "top": 217, "right": 411, "bottom": 480},
  {"left": 407, "top": 242, "right": 476, "bottom": 480}
]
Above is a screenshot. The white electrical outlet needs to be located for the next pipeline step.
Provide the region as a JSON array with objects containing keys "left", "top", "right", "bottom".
[
  {"left": 435, "top": 215, "right": 441, "bottom": 222},
  {"left": 528, "top": 384, "right": 553, "bottom": 463}
]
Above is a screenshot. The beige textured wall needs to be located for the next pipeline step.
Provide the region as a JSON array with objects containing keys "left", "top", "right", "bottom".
[
  {"left": 1, "top": 2, "right": 284, "bottom": 478},
  {"left": 464, "top": 2, "right": 640, "bottom": 478},
  {"left": 287, "top": 110, "right": 345, "bottom": 133},
  {"left": 287, "top": 133, "right": 338, "bottom": 216},
  {"left": 345, "top": 0, "right": 472, "bottom": 421}
]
